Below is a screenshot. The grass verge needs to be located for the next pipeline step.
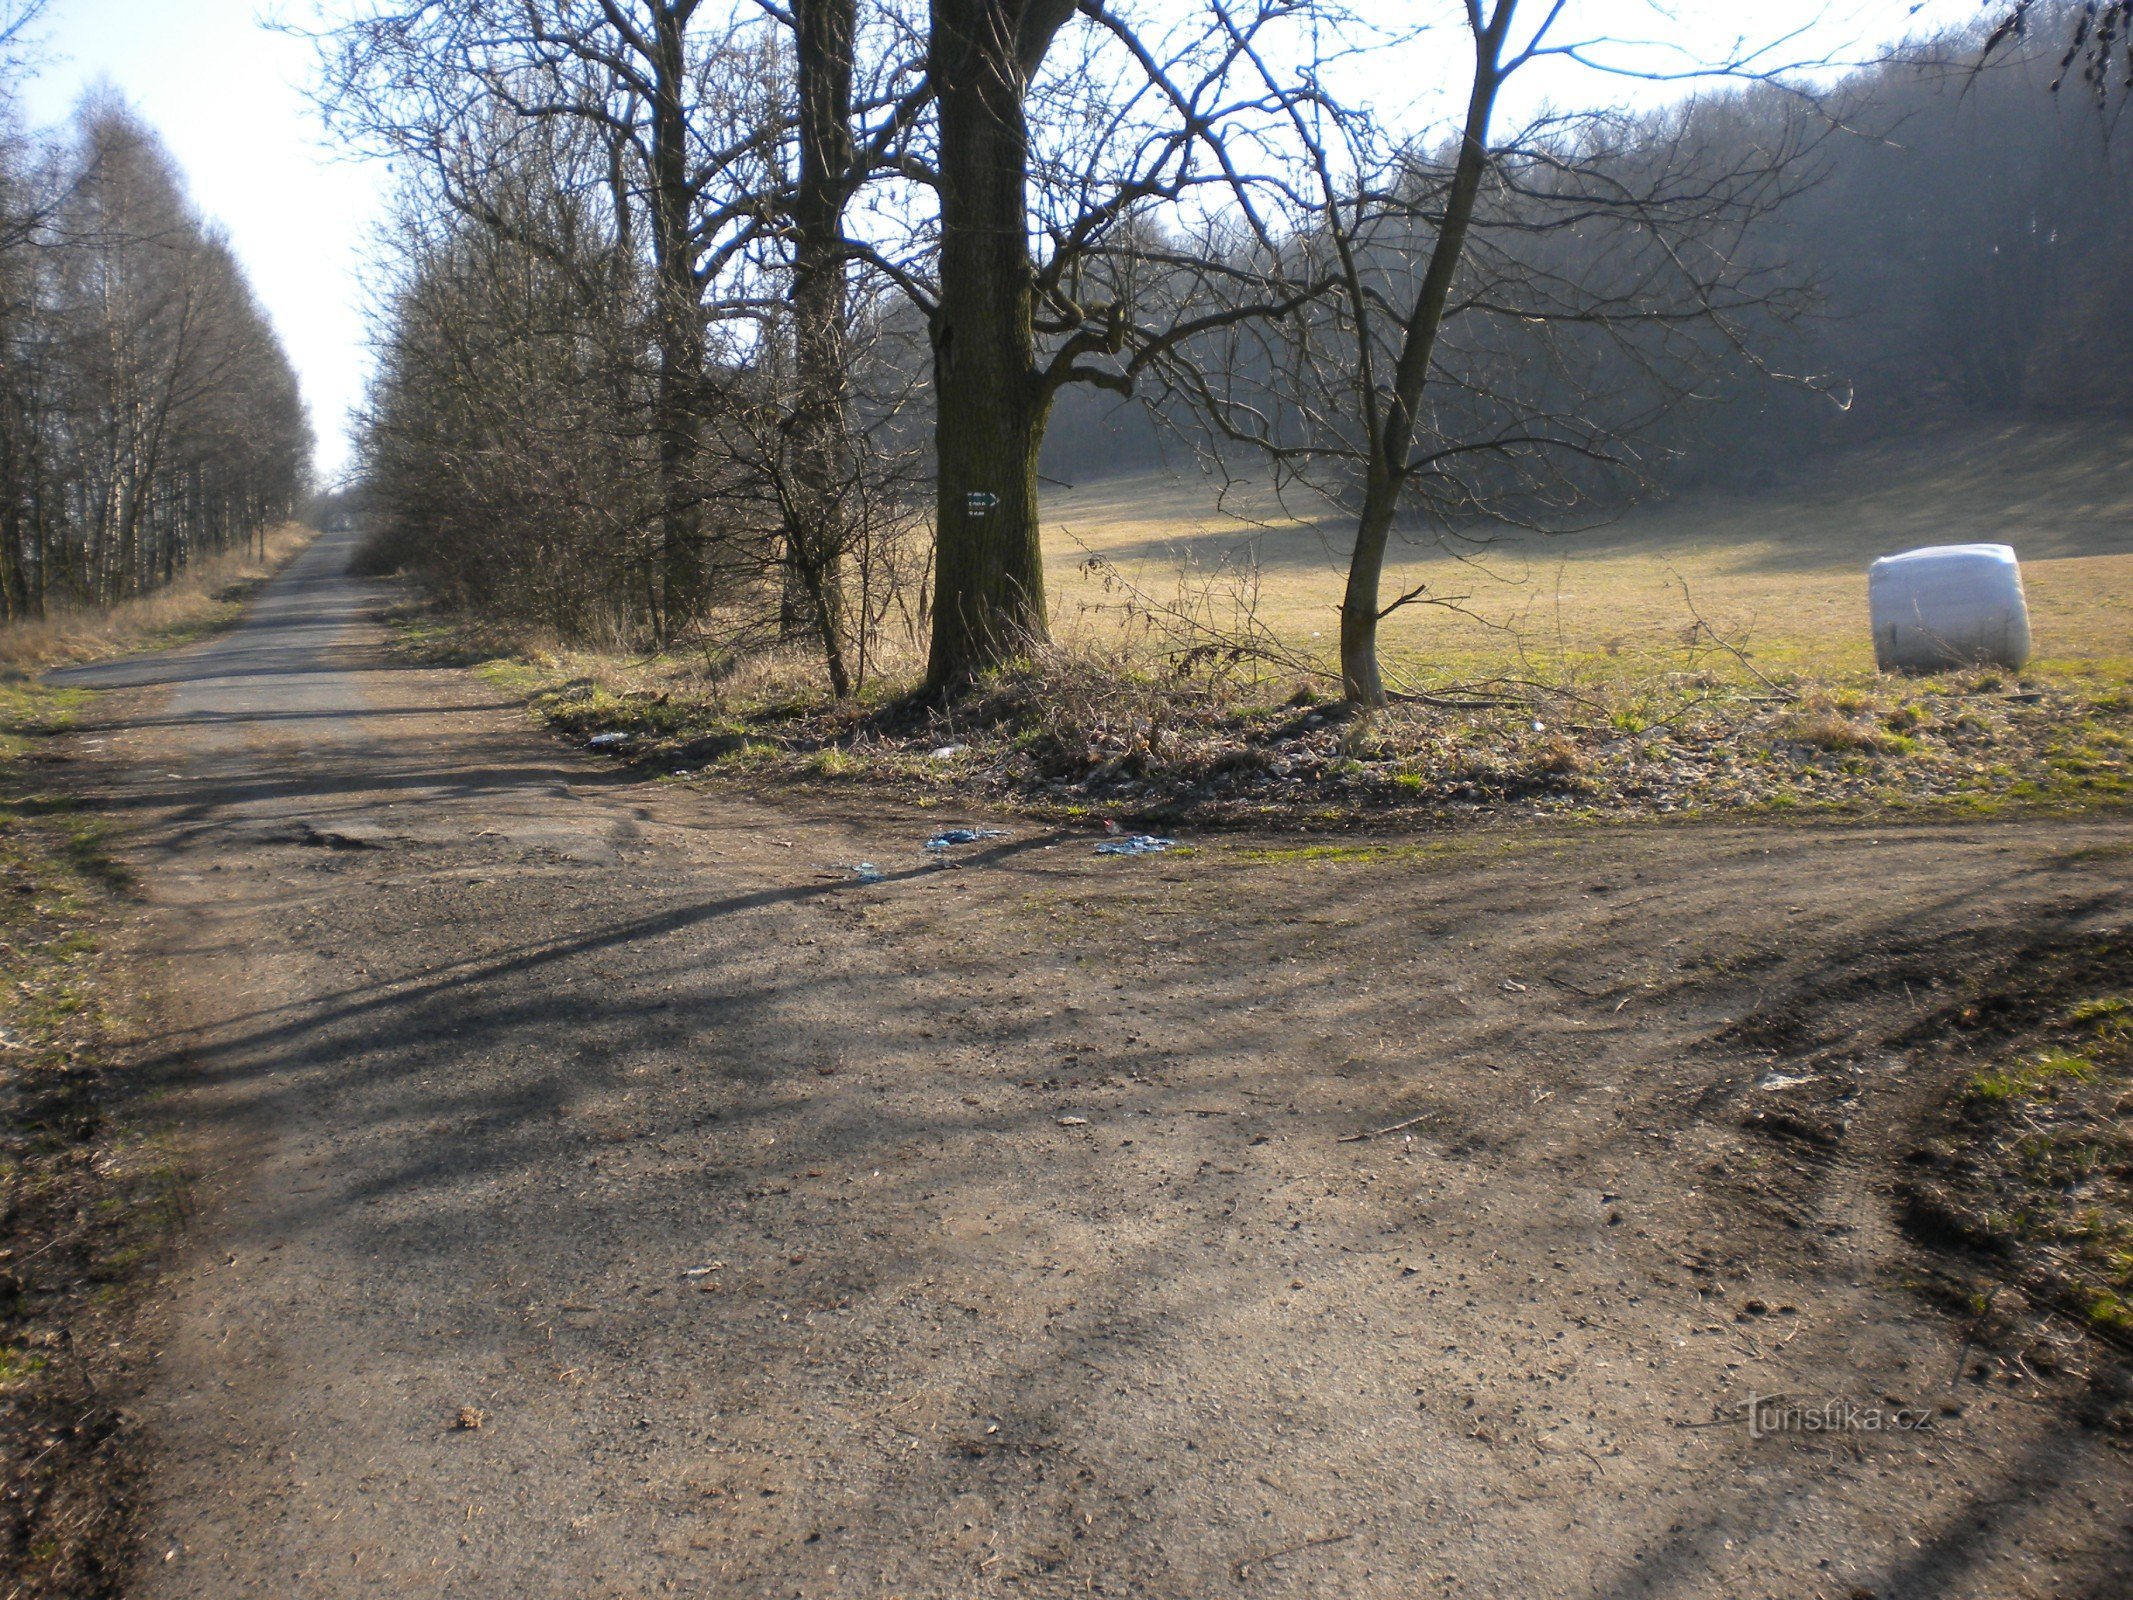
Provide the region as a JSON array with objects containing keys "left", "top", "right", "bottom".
[
  {"left": 387, "top": 598, "right": 2132, "bottom": 832},
  {"left": 0, "top": 532, "right": 318, "bottom": 1592},
  {"left": 0, "top": 690, "right": 180, "bottom": 1596},
  {"left": 1895, "top": 931, "right": 2133, "bottom": 1381},
  {"left": 0, "top": 523, "right": 314, "bottom": 676}
]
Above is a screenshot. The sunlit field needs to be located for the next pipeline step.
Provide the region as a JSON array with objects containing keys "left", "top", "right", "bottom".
[{"left": 1039, "top": 417, "right": 2133, "bottom": 690}]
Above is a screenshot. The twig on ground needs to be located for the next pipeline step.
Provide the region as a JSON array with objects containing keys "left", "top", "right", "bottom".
[
  {"left": 1386, "top": 691, "right": 1521, "bottom": 710},
  {"left": 1671, "top": 573, "right": 1797, "bottom": 702},
  {"left": 1338, "top": 1112, "right": 1434, "bottom": 1143},
  {"left": 1231, "top": 1530, "right": 1354, "bottom": 1583}
]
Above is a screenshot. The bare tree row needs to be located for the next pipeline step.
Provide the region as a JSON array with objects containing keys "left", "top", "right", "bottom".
[
  {"left": 334, "top": 3, "right": 2108, "bottom": 705},
  {"left": 0, "top": 81, "right": 312, "bottom": 624}
]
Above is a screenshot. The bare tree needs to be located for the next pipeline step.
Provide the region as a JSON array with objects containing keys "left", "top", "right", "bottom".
[
  {"left": 1138, "top": 3, "right": 1825, "bottom": 705},
  {"left": 779, "top": 0, "right": 936, "bottom": 694},
  {"left": 0, "top": 0, "right": 45, "bottom": 85},
  {"left": 314, "top": 0, "right": 935, "bottom": 684},
  {"left": 359, "top": 112, "right": 670, "bottom": 636},
  {"left": 914, "top": 0, "right": 1078, "bottom": 687},
  {"left": 314, "top": 2, "right": 789, "bottom": 637},
  {"left": 894, "top": 1, "right": 1328, "bottom": 689},
  {"left": 332, "top": 2, "right": 2121, "bottom": 710},
  {"left": 316, "top": 1, "right": 1315, "bottom": 692}
]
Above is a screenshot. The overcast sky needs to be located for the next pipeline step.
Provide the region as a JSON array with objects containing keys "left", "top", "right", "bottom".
[{"left": 13, "top": 0, "right": 1985, "bottom": 482}]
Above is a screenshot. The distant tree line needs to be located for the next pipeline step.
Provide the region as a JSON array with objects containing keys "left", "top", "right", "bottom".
[
  {"left": 1656, "top": 21, "right": 2133, "bottom": 479},
  {"left": 0, "top": 46, "right": 311, "bottom": 625},
  {"left": 1045, "top": 18, "right": 2133, "bottom": 491},
  {"left": 325, "top": 2, "right": 2128, "bottom": 704}
]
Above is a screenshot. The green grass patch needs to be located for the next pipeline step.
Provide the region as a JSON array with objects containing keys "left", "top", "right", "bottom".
[
  {"left": 2071, "top": 1284, "right": 2133, "bottom": 1339},
  {"left": 1963, "top": 1051, "right": 2095, "bottom": 1106},
  {"left": 2069, "top": 995, "right": 2131, "bottom": 1035},
  {"left": 1234, "top": 841, "right": 1410, "bottom": 865},
  {"left": 0, "top": 679, "right": 89, "bottom": 760}
]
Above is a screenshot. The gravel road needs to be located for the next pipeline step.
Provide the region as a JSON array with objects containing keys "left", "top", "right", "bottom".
[{"left": 49, "top": 530, "right": 2133, "bottom": 1598}]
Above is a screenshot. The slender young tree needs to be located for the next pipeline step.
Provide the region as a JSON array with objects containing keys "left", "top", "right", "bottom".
[
  {"left": 1157, "top": 1, "right": 1826, "bottom": 704},
  {"left": 1328, "top": 1, "right": 1517, "bottom": 708}
]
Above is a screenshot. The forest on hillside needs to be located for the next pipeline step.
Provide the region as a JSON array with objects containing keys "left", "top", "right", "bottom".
[
  {"left": 0, "top": 18, "right": 311, "bottom": 625},
  {"left": 1044, "top": 29, "right": 2133, "bottom": 488}
]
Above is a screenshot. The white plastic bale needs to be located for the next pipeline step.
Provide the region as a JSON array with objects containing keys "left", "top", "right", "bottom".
[{"left": 1867, "top": 543, "right": 2032, "bottom": 672}]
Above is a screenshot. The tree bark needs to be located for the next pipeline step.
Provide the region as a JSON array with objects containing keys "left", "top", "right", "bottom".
[
  {"left": 1338, "top": 3, "right": 1513, "bottom": 706},
  {"left": 647, "top": 1, "right": 708, "bottom": 638},
  {"left": 789, "top": 0, "right": 857, "bottom": 697},
  {"left": 923, "top": 0, "right": 1076, "bottom": 691},
  {"left": 0, "top": 401, "right": 27, "bottom": 622}
]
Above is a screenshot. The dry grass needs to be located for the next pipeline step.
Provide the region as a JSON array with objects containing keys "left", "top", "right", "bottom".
[
  {"left": 447, "top": 611, "right": 2130, "bottom": 830},
  {"left": 397, "top": 416, "right": 2133, "bottom": 707},
  {"left": 390, "top": 417, "right": 2133, "bottom": 828},
  {"left": 0, "top": 524, "right": 315, "bottom": 676},
  {"left": 1040, "top": 416, "right": 2133, "bottom": 690}
]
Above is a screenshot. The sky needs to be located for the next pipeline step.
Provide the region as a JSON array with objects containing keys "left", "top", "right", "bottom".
[
  {"left": 14, "top": 0, "right": 388, "bottom": 483},
  {"left": 10, "top": 0, "right": 1988, "bottom": 483}
]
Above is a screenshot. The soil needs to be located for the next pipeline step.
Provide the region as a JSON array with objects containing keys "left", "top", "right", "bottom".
[{"left": 41, "top": 530, "right": 2133, "bottom": 1598}]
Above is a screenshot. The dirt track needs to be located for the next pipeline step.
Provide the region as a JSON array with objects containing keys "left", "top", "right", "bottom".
[{"left": 48, "top": 530, "right": 2133, "bottom": 1598}]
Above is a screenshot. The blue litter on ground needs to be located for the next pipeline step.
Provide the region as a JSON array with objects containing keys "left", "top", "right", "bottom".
[
  {"left": 849, "top": 862, "right": 885, "bottom": 882},
  {"left": 587, "top": 731, "right": 632, "bottom": 748},
  {"left": 924, "top": 828, "right": 1008, "bottom": 850},
  {"left": 1095, "top": 834, "right": 1176, "bottom": 856}
]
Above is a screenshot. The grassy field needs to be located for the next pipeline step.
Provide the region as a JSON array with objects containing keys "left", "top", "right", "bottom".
[
  {"left": 407, "top": 416, "right": 2131, "bottom": 827},
  {"left": 1038, "top": 416, "right": 2133, "bottom": 688}
]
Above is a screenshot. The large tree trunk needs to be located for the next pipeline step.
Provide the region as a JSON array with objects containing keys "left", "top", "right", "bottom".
[
  {"left": 1337, "top": 3, "right": 1513, "bottom": 706},
  {"left": 789, "top": 0, "right": 857, "bottom": 697},
  {"left": 648, "top": 1, "right": 707, "bottom": 640},
  {"left": 923, "top": 0, "right": 1075, "bottom": 692}
]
